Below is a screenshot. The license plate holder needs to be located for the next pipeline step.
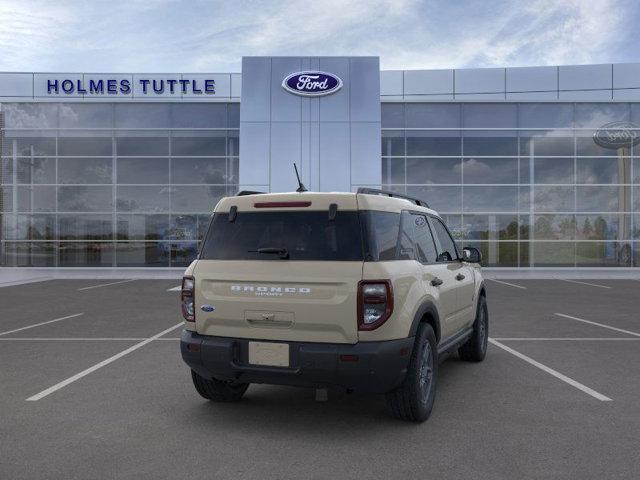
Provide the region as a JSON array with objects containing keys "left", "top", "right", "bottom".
[{"left": 248, "top": 341, "right": 290, "bottom": 367}]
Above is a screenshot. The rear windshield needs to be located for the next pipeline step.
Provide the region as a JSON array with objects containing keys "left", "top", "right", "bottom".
[{"left": 200, "top": 211, "right": 364, "bottom": 261}]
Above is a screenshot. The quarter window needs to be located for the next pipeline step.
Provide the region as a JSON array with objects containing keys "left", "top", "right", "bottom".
[{"left": 410, "top": 213, "right": 438, "bottom": 263}]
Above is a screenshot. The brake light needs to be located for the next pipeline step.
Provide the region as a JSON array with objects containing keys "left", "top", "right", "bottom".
[
  {"left": 254, "top": 201, "right": 312, "bottom": 208},
  {"left": 181, "top": 276, "right": 195, "bottom": 322},
  {"left": 357, "top": 280, "right": 393, "bottom": 331}
]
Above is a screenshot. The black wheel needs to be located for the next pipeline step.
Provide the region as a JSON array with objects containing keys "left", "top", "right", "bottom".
[
  {"left": 190, "top": 370, "right": 249, "bottom": 402},
  {"left": 458, "top": 295, "right": 488, "bottom": 362},
  {"left": 385, "top": 323, "right": 438, "bottom": 422}
]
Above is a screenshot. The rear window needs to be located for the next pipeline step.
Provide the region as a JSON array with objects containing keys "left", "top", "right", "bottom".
[{"left": 200, "top": 211, "right": 364, "bottom": 261}]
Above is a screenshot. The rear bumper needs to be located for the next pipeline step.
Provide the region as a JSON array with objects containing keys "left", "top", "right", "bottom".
[{"left": 181, "top": 330, "right": 414, "bottom": 394}]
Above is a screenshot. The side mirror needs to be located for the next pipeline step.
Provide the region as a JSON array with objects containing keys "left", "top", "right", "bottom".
[{"left": 462, "top": 247, "right": 482, "bottom": 264}]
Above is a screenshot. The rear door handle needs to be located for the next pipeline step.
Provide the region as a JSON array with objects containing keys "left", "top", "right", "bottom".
[
  {"left": 431, "top": 277, "right": 443, "bottom": 287},
  {"left": 455, "top": 273, "right": 465, "bottom": 281}
]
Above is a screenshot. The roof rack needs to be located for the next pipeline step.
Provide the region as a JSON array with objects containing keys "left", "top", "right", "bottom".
[
  {"left": 236, "top": 190, "right": 265, "bottom": 196},
  {"left": 356, "top": 187, "right": 429, "bottom": 208}
]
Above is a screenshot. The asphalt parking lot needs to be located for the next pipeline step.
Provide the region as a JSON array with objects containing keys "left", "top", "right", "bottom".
[{"left": 1, "top": 278, "right": 639, "bottom": 479}]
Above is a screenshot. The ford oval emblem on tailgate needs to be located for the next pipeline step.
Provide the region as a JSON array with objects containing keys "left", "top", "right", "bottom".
[{"left": 200, "top": 305, "right": 215, "bottom": 312}]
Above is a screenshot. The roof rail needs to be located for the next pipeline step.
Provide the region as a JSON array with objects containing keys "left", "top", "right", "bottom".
[
  {"left": 236, "top": 190, "right": 265, "bottom": 196},
  {"left": 356, "top": 187, "right": 429, "bottom": 208}
]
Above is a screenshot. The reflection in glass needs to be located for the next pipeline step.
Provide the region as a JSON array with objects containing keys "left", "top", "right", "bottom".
[
  {"left": 464, "top": 241, "right": 518, "bottom": 267},
  {"left": 10, "top": 137, "right": 56, "bottom": 156},
  {"left": 518, "top": 104, "right": 573, "bottom": 129},
  {"left": 406, "top": 158, "right": 461, "bottom": 184},
  {"left": 575, "top": 214, "right": 628, "bottom": 241},
  {"left": 58, "top": 137, "right": 113, "bottom": 156},
  {"left": 58, "top": 186, "right": 113, "bottom": 212},
  {"left": 382, "top": 103, "right": 404, "bottom": 128},
  {"left": 520, "top": 134, "right": 574, "bottom": 157},
  {"left": 534, "top": 158, "right": 574, "bottom": 184},
  {"left": 463, "top": 104, "right": 517, "bottom": 128},
  {"left": 58, "top": 214, "right": 113, "bottom": 240},
  {"left": 171, "top": 158, "right": 227, "bottom": 184},
  {"left": 381, "top": 130, "right": 404, "bottom": 156},
  {"left": 116, "top": 186, "right": 171, "bottom": 213},
  {"left": 16, "top": 157, "right": 56, "bottom": 184},
  {"left": 406, "top": 131, "right": 461, "bottom": 156},
  {"left": 576, "top": 157, "right": 627, "bottom": 184},
  {"left": 461, "top": 215, "right": 518, "bottom": 240},
  {"left": 17, "top": 186, "right": 56, "bottom": 212},
  {"left": 576, "top": 186, "right": 622, "bottom": 212},
  {"left": 117, "top": 158, "right": 170, "bottom": 184},
  {"left": 171, "top": 186, "right": 227, "bottom": 212},
  {"left": 407, "top": 186, "right": 462, "bottom": 213},
  {"left": 171, "top": 135, "right": 226, "bottom": 156},
  {"left": 3, "top": 104, "right": 58, "bottom": 128},
  {"left": 406, "top": 104, "right": 460, "bottom": 128},
  {"left": 462, "top": 157, "right": 517, "bottom": 184},
  {"left": 172, "top": 104, "right": 227, "bottom": 128},
  {"left": 382, "top": 158, "right": 405, "bottom": 184},
  {"left": 171, "top": 242, "right": 198, "bottom": 266},
  {"left": 15, "top": 214, "right": 55, "bottom": 240},
  {"left": 116, "top": 137, "right": 169, "bottom": 156},
  {"left": 463, "top": 136, "right": 518, "bottom": 156},
  {"left": 116, "top": 214, "right": 169, "bottom": 240},
  {"left": 533, "top": 242, "right": 575, "bottom": 266},
  {"left": 463, "top": 186, "right": 518, "bottom": 212},
  {"left": 576, "top": 242, "right": 631, "bottom": 267},
  {"left": 59, "top": 242, "right": 114, "bottom": 267},
  {"left": 58, "top": 158, "right": 112, "bottom": 184},
  {"left": 115, "top": 242, "right": 169, "bottom": 267},
  {"left": 59, "top": 104, "right": 113, "bottom": 128},
  {"left": 534, "top": 186, "right": 574, "bottom": 212},
  {"left": 533, "top": 215, "right": 576, "bottom": 240},
  {"left": 2, "top": 242, "right": 56, "bottom": 267},
  {"left": 114, "top": 104, "right": 171, "bottom": 128}
]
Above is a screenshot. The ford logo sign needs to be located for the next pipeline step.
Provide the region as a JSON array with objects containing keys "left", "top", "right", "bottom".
[
  {"left": 200, "top": 305, "right": 215, "bottom": 312},
  {"left": 593, "top": 121, "right": 640, "bottom": 149},
  {"left": 282, "top": 71, "right": 343, "bottom": 97}
]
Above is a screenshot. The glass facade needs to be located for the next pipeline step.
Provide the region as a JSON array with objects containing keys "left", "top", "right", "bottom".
[
  {"left": 0, "top": 102, "right": 239, "bottom": 267},
  {"left": 382, "top": 103, "right": 640, "bottom": 268}
]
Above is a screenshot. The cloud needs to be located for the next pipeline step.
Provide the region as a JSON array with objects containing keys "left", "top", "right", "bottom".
[{"left": 0, "top": 0, "right": 636, "bottom": 72}]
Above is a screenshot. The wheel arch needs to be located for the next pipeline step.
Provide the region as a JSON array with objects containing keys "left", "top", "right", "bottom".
[{"left": 409, "top": 300, "right": 441, "bottom": 343}]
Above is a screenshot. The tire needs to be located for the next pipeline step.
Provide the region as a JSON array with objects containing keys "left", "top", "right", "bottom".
[
  {"left": 385, "top": 324, "right": 438, "bottom": 422},
  {"left": 458, "top": 295, "right": 488, "bottom": 362},
  {"left": 190, "top": 370, "right": 249, "bottom": 402}
]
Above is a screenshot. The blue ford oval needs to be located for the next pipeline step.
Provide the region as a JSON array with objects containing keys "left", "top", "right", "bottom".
[
  {"left": 282, "top": 71, "right": 343, "bottom": 97},
  {"left": 200, "top": 305, "right": 215, "bottom": 312}
]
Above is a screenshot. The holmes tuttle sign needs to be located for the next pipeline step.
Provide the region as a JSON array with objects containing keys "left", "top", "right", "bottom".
[{"left": 282, "top": 71, "right": 342, "bottom": 97}]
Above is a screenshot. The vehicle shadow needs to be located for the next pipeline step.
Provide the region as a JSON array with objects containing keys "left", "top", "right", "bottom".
[{"left": 179, "top": 360, "right": 467, "bottom": 434}]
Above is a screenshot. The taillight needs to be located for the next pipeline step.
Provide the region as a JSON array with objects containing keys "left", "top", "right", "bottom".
[
  {"left": 357, "top": 280, "right": 393, "bottom": 331},
  {"left": 181, "top": 276, "right": 195, "bottom": 322}
]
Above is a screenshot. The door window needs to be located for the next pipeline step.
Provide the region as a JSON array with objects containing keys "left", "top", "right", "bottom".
[
  {"left": 430, "top": 217, "right": 459, "bottom": 262},
  {"left": 411, "top": 214, "right": 438, "bottom": 263}
]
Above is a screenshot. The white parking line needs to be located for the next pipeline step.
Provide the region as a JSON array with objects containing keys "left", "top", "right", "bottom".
[
  {"left": 0, "top": 313, "right": 84, "bottom": 337},
  {"left": 488, "top": 338, "right": 612, "bottom": 402},
  {"left": 167, "top": 285, "right": 181, "bottom": 291},
  {"left": 555, "top": 313, "right": 640, "bottom": 337},
  {"left": 558, "top": 279, "right": 611, "bottom": 289},
  {"left": 26, "top": 322, "right": 183, "bottom": 402},
  {"left": 486, "top": 279, "right": 527, "bottom": 290},
  {"left": 78, "top": 279, "right": 137, "bottom": 291},
  {"left": 493, "top": 337, "right": 640, "bottom": 341},
  {"left": 0, "top": 337, "right": 181, "bottom": 341}
]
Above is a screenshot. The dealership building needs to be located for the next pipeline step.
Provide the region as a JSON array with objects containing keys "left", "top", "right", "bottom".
[{"left": 1, "top": 56, "right": 639, "bottom": 269}]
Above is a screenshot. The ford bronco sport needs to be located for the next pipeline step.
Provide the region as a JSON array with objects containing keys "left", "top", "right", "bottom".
[{"left": 180, "top": 188, "right": 488, "bottom": 422}]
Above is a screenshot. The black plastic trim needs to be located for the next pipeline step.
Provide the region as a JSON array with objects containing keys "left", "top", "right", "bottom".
[{"left": 409, "top": 300, "right": 441, "bottom": 342}]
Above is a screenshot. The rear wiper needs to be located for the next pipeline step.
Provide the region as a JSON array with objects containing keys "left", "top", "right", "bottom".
[{"left": 248, "top": 247, "right": 290, "bottom": 259}]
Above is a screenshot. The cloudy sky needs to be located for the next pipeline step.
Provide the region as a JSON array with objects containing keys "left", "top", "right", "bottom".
[{"left": 0, "top": 0, "right": 637, "bottom": 72}]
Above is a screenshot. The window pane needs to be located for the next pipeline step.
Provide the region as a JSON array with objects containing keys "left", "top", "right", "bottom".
[
  {"left": 114, "top": 104, "right": 171, "bottom": 128},
  {"left": 533, "top": 215, "right": 576, "bottom": 240},
  {"left": 533, "top": 242, "right": 575, "bottom": 266},
  {"left": 360, "top": 211, "right": 399, "bottom": 261},
  {"left": 576, "top": 242, "right": 631, "bottom": 267},
  {"left": 576, "top": 157, "right": 626, "bottom": 184},
  {"left": 406, "top": 104, "right": 460, "bottom": 128},
  {"left": 171, "top": 242, "right": 198, "bottom": 267},
  {"left": 412, "top": 214, "right": 437, "bottom": 263},
  {"left": 58, "top": 186, "right": 113, "bottom": 212},
  {"left": 382, "top": 158, "right": 405, "bottom": 184},
  {"left": 464, "top": 186, "right": 518, "bottom": 212},
  {"left": 116, "top": 186, "right": 170, "bottom": 212},
  {"left": 227, "top": 130, "right": 239, "bottom": 157},
  {"left": 171, "top": 158, "right": 227, "bottom": 184},
  {"left": 3, "top": 104, "right": 58, "bottom": 128},
  {"left": 634, "top": 159, "right": 640, "bottom": 184},
  {"left": 382, "top": 103, "right": 404, "bottom": 128},
  {"left": 116, "top": 137, "right": 168, "bottom": 156},
  {"left": 59, "top": 104, "right": 113, "bottom": 128},
  {"left": 576, "top": 186, "right": 623, "bottom": 212},
  {"left": 575, "top": 214, "right": 630, "bottom": 240},
  {"left": 1, "top": 186, "right": 12, "bottom": 211},
  {"left": 58, "top": 158, "right": 112, "bottom": 184},
  {"left": 534, "top": 186, "right": 574, "bottom": 212},
  {"left": 116, "top": 158, "right": 169, "bottom": 184},
  {"left": 171, "top": 134, "right": 226, "bottom": 156},
  {"left": 534, "top": 158, "right": 574, "bottom": 184},
  {"left": 17, "top": 185, "right": 56, "bottom": 212},
  {"left": 463, "top": 104, "right": 517, "bottom": 128},
  {"left": 115, "top": 242, "right": 169, "bottom": 267},
  {"left": 464, "top": 241, "right": 518, "bottom": 267},
  {"left": 406, "top": 158, "right": 461, "bottom": 184},
  {"left": 463, "top": 136, "right": 518, "bottom": 156},
  {"left": 407, "top": 186, "right": 461, "bottom": 212},
  {"left": 429, "top": 217, "right": 458, "bottom": 261},
  {"left": 381, "top": 130, "right": 404, "bottom": 156},
  {"left": 2, "top": 242, "right": 57, "bottom": 266},
  {"left": 169, "top": 214, "right": 198, "bottom": 241},
  {"left": 116, "top": 214, "right": 169, "bottom": 240},
  {"left": 16, "top": 157, "right": 56, "bottom": 184},
  {"left": 462, "top": 157, "right": 517, "bottom": 184},
  {"left": 520, "top": 133, "right": 574, "bottom": 157},
  {"left": 576, "top": 135, "right": 620, "bottom": 156},
  {"left": 10, "top": 136, "right": 56, "bottom": 156},
  {"left": 59, "top": 242, "right": 114, "bottom": 267},
  {"left": 171, "top": 104, "right": 227, "bottom": 128},
  {"left": 171, "top": 185, "right": 226, "bottom": 212},
  {"left": 518, "top": 104, "right": 573, "bottom": 129},
  {"left": 461, "top": 214, "right": 519, "bottom": 240},
  {"left": 15, "top": 214, "right": 55, "bottom": 240},
  {"left": 406, "top": 131, "right": 461, "bottom": 156},
  {"left": 58, "top": 214, "right": 112, "bottom": 240},
  {"left": 1, "top": 157, "right": 12, "bottom": 183},
  {"left": 228, "top": 103, "right": 240, "bottom": 127},
  {"left": 58, "top": 137, "right": 113, "bottom": 156},
  {"left": 574, "top": 103, "right": 629, "bottom": 128}
]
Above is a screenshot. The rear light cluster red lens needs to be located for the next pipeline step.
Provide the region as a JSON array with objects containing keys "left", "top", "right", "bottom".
[
  {"left": 254, "top": 201, "right": 312, "bottom": 208},
  {"left": 357, "top": 280, "right": 393, "bottom": 331},
  {"left": 181, "top": 276, "right": 195, "bottom": 322}
]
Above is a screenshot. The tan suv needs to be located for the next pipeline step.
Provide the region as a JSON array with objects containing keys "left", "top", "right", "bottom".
[{"left": 180, "top": 188, "right": 488, "bottom": 422}]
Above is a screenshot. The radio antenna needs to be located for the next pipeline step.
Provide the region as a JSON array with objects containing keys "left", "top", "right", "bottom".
[{"left": 293, "top": 163, "right": 308, "bottom": 192}]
